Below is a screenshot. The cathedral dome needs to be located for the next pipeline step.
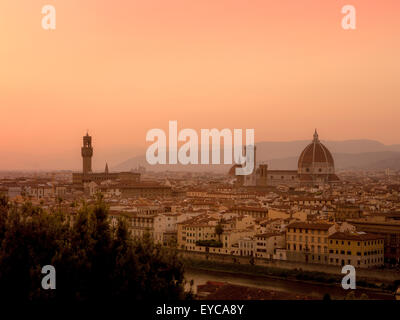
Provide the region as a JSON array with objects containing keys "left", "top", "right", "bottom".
[{"left": 298, "top": 130, "right": 335, "bottom": 175}]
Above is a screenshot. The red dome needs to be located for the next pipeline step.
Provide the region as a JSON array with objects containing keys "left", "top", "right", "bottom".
[{"left": 298, "top": 130, "right": 334, "bottom": 170}]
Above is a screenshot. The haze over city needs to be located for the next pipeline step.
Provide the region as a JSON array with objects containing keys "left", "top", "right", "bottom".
[{"left": 1, "top": 0, "right": 399, "bottom": 170}]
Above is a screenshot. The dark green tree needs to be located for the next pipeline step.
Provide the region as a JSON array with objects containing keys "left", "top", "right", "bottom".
[{"left": 0, "top": 197, "right": 188, "bottom": 302}]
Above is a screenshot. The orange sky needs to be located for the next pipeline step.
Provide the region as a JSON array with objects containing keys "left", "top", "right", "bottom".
[{"left": 0, "top": 0, "right": 399, "bottom": 170}]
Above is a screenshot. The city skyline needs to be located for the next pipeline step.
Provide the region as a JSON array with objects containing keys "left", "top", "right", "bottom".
[
  {"left": 2, "top": 131, "right": 400, "bottom": 171},
  {"left": 1, "top": 0, "right": 400, "bottom": 170}
]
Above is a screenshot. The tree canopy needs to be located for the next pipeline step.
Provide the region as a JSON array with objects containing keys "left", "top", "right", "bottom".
[{"left": 0, "top": 194, "right": 189, "bottom": 302}]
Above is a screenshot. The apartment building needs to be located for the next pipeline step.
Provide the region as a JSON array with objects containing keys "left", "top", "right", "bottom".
[
  {"left": 238, "top": 236, "right": 254, "bottom": 257},
  {"left": 286, "top": 222, "right": 335, "bottom": 264},
  {"left": 153, "top": 213, "right": 180, "bottom": 246},
  {"left": 230, "top": 206, "right": 268, "bottom": 219},
  {"left": 109, "top": 210, "right": 156, "bottom": 239},
  {"left": 26, "top": 184, "right": 55, "bottom": 199},
  {"left": 177, "top": 214, "right": 220, "bottom": 251},
  {"left": 177, "top": 213, "right": 255, "bottom": 255},
  {"left": 328, "top": 232, "right": 384, "bottom": 268},
  {"left": 348, "top": 217, "right": 400, "bottom": 264},
  {"left": 335, "top": 204, "right": 363, "bottom": 221},
  {"left": 254, "top": 232, "right": 285, "bottom": 259}
]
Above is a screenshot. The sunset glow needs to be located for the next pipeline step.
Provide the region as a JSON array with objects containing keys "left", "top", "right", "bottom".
[{"left": 1, "top": 0, "right": 399, "bottom": 170}]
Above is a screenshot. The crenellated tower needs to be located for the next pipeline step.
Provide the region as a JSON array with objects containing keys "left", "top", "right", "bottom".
[{"left": 81, "top": 132, "right": 93, "bottom": 174}]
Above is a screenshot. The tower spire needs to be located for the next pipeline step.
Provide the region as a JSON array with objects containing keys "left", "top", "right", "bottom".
[
  {"left": 313, "top": 129, "right": 319, "bottom": 142},
  {"left": 105, "top": 162, "right": 109, "bottom": 174}
]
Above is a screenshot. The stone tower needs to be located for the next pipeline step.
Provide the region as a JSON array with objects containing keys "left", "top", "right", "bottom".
[{"left": 81, "top": 132, "right": 93, "bottom": 174}]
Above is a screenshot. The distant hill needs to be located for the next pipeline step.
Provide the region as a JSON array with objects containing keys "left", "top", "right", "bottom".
[
  {"left": 255, "top": 139, "right": 400, "bottom": 160},
  {"left": 113, "top": 139, "right": 400, "bottom": 172},
  {"left": 265, "top": 151, "right": 400, "bottom": 170}
]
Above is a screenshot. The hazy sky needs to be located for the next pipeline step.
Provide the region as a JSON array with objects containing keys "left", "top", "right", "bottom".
[{"left": 1, "top": 0, "right": 399, "bottom": 170}]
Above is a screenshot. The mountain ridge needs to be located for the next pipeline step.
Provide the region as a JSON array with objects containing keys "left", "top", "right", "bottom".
[{"left": 113, "top": 139, "right": 400, "bottom": 172}]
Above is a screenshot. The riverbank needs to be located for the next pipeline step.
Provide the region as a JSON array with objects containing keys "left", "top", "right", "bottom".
[
  {"left": 183, "top": 257, "right": 397, "bottom": 298},
  {"left": 178, "top": 250, "right": 400, "bottom": 289},
  {"left": 184, "top": 267, "right": 394, "bottom": 300}
]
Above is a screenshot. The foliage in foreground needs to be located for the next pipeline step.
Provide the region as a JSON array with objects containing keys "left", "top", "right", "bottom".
[{"left": 0, "top": 195, "right": 189, "bottom": 302}]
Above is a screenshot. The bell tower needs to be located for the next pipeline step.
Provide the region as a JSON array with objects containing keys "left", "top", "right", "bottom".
[{"left": 81, "top": 132, "right": 93, "bottom": 174}]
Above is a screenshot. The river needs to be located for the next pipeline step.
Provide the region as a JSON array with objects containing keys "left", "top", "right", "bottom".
[{"left": 185, "top": 267, "right": 394, "bottom": 300}]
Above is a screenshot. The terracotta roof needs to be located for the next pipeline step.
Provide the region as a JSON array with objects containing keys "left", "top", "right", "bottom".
[
  {"left": 298, "top": 173, "right": 340, "bottom": 182},
  {"left": 329, "top": 232, "right": 384, "bottom": 241},
  {"left": 255, "top": 232, "right": 281, "bottom": 238},
  {"left": 232, "top": 206, "right": 268, "bottom": 212},
  {"left": 287, "top": 222, "right": 333, "bottom": 230}
]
